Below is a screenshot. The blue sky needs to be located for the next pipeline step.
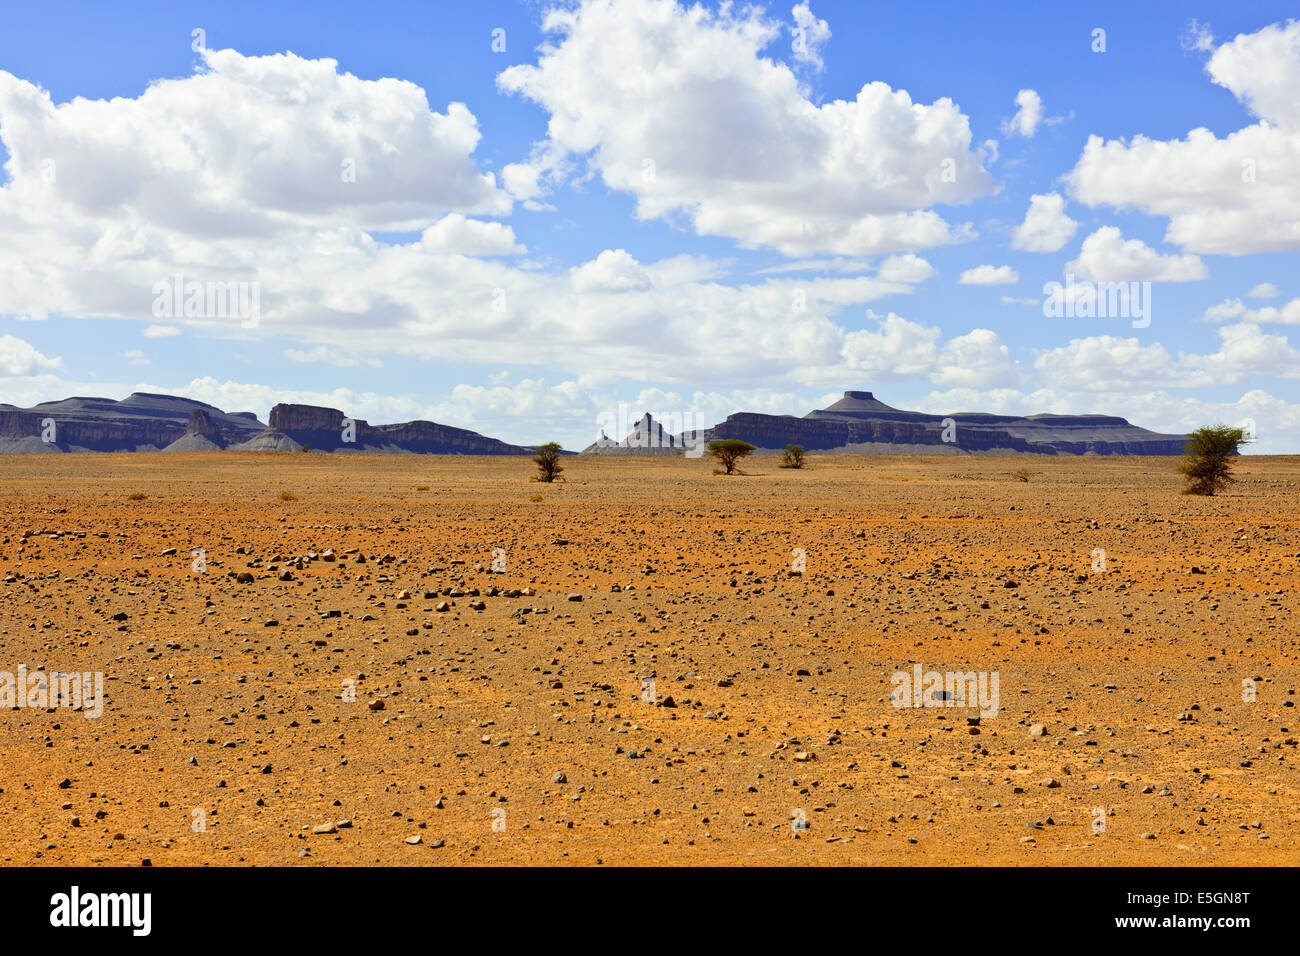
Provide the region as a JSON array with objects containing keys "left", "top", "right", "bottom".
[{"left": 1, "top": 0, "right": 1298, "bottom": 449}]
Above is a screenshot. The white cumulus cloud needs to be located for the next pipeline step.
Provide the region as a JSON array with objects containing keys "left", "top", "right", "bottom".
[
  {"left": 877, "top": 254, "right": 935, "bottom": 284},
  {"left": 959, "top": 264, "right": 1018, "bottom": 285},
  {"left": 1066, "top": 20, "right": 1300, "bottom": 255},
  {"left": 1011, "top": 193, "right": 1078, "bottom": 253},
  {"left": 496, "top": 0, "right": 994, "bottom": 256},
  {"left": 1066, "top": 227, "right": 1207, "bottom": 282},
  {"left": 1002, "top": 88, "right": 1044, "bottom": 138},
  {"left": 1196, "top": 296, "right": 1300, "bottom": 325},
  {"left": 419, "top": 214, "right": 524, "bottom": 256},
  {"left": 0, "top": 334, "right": 61, "bottom": 376}
]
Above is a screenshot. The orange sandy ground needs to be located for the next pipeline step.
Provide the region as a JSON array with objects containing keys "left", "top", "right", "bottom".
[{"left": 0, "top": 451, "right": 1297, "bottom": 865}]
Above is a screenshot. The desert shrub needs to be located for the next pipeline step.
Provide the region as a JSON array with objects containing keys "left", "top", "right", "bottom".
[
  {"left": 533, "top": 442, "right": 565, "bottom": 483},
  {"left": 779, "top": 444, "right": 805, "bottom": 469},
  {"left": 126, "top": 492, "right": 147, "bottom": 501},
  {"left": 529, "top": 493, "right": 543, "bottom": 503},
  {"left": 416, "top": 485, "right": 431, "bottom": 491},
  {"left": 1178, "top": 425, "right": 1249, "bottom": 495},
  {"left": 279, "top": 491, "right": 298, "bottom": 501},
  {"left": 708, "top": 439, "right": 756, "bottom": 475},
  {"left": 300, "top": 444, "right": 310, "bottom": 452},
  {"left": 1011, "top": 468, "right": 1032, "bottom": 482}
]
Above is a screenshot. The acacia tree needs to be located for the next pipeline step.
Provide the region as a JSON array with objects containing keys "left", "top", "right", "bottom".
[
  {"left": 1178, "top": 425, "right": 1249, "bottom": 495},
  {"left": 708, "top": 439, "right": 755, "bottom": 475},
  {"left": 533, "top": 442, "right": 565, "bottom": 482}
]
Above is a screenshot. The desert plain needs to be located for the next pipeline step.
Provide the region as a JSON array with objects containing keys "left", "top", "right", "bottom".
[{"left": 0, "top": 450, "right": 1297, "bottom": 866}]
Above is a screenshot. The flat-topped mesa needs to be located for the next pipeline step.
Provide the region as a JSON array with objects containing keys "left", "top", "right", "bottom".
[
  {"left": 363, "top": 420, "right": 531, "bottom": 454},
  {"left": 0, "top": 392, "right": 265, "bottom": 452},
  {"left": 0, "top": 394, "right": 542, "bottom": 454},
  {"left": 267, "top": 403, "right": 349, "bottom": 433},
  {"left": 584, "top": 388, "right": 1189, "bottom": 456},
  {"left": 242, "top": 403, "right": 538, "bottom": 454},
  {"left": 241, "top": 403, "right": 359, "bottom": 452}
]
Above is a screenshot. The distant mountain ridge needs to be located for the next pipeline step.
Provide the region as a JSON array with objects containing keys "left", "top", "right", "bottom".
[
  {"left": 235, "top": 403, "right": 536, "bottom": 454},
  {"left": 583, "top": 390, "right": 1190, "bottom": 456},
  {"left": 0, "top": 393, "right": 264, "bottom": 452},
  {"left": 0, "top": 393, "right": 537, "bottom": 455},
  {"left": 0, "top": 389, "right": 1190, "bottom": 456}
]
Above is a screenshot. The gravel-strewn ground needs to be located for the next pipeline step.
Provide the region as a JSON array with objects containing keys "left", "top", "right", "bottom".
[{"left": 1, "top": 451, "right": 1296, "bottom": 865}]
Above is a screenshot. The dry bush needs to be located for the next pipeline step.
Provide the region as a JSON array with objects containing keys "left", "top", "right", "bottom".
[
  {"left": 1179, "top": 425, "right": 1249, "bottom": 495},
  {"left": 533, "top": 442, "right": 565, "bottom": 483}
]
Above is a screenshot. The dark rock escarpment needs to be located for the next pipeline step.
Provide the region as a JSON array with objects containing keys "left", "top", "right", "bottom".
[
  {"left": 0, "top": 394, "right": 539, "bottom": 455},
  {"left": 0, "top": 393, "right": 264, "bottom": 453},
  {"left": 231, "top": 403, "right": 537, "bottom": 455},
  {"left": 583, "top": 391, "right": 1189, "bottom": 456}
]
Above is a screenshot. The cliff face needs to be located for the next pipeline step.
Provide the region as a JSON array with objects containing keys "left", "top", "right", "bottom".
[
  {"left": 186, "top": 409, "right": 219, "bottom": 438},
  {"left": 0, "top": 395, "right": 539, "bottom": 455},
  {"left": 0, "top": 405, "right": 185, "bottom": 449},
  {"left": 705, "top": 412, "right": 1041, "bottom": 453},
  {"left": 268, "top": 404, "right": 345, "bottom": 432},
  {"left": 583, "top": 391, "right": 1190, "bottom": 456},
  {"left": 161, "top": 408, "right": 225, "bottom": 452},
  {"left": 366, "top": 420, "right": 534, "bottom": 454},
  {"left": 0, "top": 393, "right": 264, "bottom": 452},
  {"left": 241, "top": 404, "right": 536, "bottom": 455}
]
